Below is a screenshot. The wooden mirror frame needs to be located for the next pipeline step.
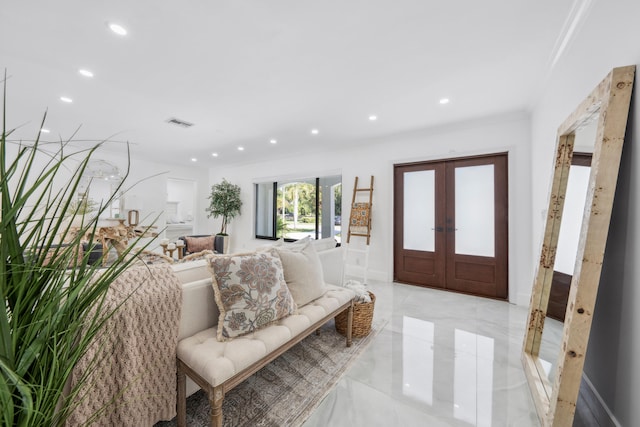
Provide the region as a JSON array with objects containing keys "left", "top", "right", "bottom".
[{"left": 522, "top": 65, "right": 635, "bottom": 427}]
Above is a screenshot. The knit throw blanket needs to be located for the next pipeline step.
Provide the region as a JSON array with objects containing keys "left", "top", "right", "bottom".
[{"left": 68, "top": 264, "right": 182, "bottom": 426}]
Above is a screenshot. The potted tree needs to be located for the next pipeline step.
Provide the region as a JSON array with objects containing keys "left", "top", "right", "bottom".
[{"left": 206, "top": 178, "right": 242, "bottom": 254}]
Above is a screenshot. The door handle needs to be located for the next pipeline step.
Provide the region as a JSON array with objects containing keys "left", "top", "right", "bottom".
[
  {"left": 431, "top": 226, "right": 444, "bottom": 232},
  {"left": 446, "top": 227, "right": 458, "bottom": 232}
]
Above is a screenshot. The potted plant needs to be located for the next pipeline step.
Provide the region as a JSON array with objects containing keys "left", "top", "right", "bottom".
[
  {"left": 206, "top": 178, "right": 242, "bottom": 253},
  {"left": 0, "top": 78, "right": 146, "bottom": 425}
]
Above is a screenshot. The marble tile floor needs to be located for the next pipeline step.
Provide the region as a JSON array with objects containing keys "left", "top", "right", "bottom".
[{"left": 303, "top": 281, "right": 542, "bottom": 427}]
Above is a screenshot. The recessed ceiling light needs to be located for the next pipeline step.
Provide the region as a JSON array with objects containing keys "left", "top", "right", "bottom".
[
  {"left": 191, "top": 157, "right": 197, "bottom": 162},
  {"left": 78, "top": 69, "right": 94, "bottom": 78},
  {"left": 439, "top": 98, "right": 450, "bottom": 104},
  {"left": 238, "top": 146, "right": 245, "bottom": 151},
  {"left": 108, "top": 23, "right": 127, "bottom": 36},
  {"left": 369, "top": 115, "right": 377, "bottom": 121},
  {"left": 311, "top": 129, "right": 319, "bottom": 135},
  {"left": 40, "top": 128, "right": 50, "bottom": 133},
  {"left": 270, "top": 139, "right": 277, "bottom": 144},
  {"left": 60, "top": 96, "right": 73, "bottom": 103},
  {"left": 212, "top": 152, "right": 218, "bottom": 157}
]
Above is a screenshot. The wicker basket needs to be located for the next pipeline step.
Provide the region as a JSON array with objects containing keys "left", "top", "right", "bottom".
[{"left": 335, "top": 291, "right": 375, "bottom": 338}]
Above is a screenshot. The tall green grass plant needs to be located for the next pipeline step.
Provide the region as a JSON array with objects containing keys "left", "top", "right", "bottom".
[{"left": 0, "top": 76, "right": 144, "bottom": 425}]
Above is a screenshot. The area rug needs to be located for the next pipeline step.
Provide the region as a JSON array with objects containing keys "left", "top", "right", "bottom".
[{"left": 155, "top": 319, "right": 381, "bottom": 427}]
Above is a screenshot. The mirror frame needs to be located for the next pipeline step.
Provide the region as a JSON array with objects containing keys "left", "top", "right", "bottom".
[{"left": 522, "top": 65, "right": 635, "bottom": 426}]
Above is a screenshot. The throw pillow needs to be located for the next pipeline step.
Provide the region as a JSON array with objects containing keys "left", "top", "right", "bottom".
[
  {"left": 274, "top": 240, "right": 327, "bottom": 307},
  {"left": 255, "top": 238, "right": 284, "bottom": 252},
  {"left": 312, "top": 237, "right": 337, "bottom": 252},
  {"left": 287, "top": 236, "right": 311, "bottom": 248},
  {"left": 207, "top": 249, "right": 297, "bottom": 340},
  {"left": 185, "top": 235, "right": 215, "bottom": 253}
]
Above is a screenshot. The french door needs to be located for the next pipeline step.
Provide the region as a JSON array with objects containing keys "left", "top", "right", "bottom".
[{"left": 393, "top": 154, "right": 508, "bottom": 299}]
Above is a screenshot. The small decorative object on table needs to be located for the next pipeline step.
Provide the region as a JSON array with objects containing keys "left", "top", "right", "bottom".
[
  {"left": 175, "top": 239, "right": 185, "bottom": 259},
  {"left": 335, "top": 280, "right": 375, "bottom": 338},
  {"left": 160, "top": 241, "right": 183, "bottom": 259}
]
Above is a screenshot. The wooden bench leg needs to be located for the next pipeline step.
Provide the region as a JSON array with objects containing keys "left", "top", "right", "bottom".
[
  {"left": 346, "top": 300, "right": 354, "bottom": 347},
  {"left": 209, "top": 386, "right": 224, "bottom": 427},
  {"left": 177, "top": 360, "right": 187, "bottom": 427}
]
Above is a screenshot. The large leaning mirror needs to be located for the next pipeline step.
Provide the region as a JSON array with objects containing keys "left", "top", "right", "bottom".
[{"left": 522, "top": 65, "right": 635, "bottom": 427}]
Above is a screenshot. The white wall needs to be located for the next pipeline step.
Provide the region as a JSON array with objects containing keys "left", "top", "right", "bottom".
[
  {"left": 530, "top": 0, "right": 640, "bottom": 424},
  {"left": 3, "top": 141, "right": 209, "bottom": 253},
  {"left": 167, "top": 178, "right": 197, "bottom": 223},
  {"left": 96, "top": 148, "right": 210, "bottom": 248},
  {"left": 208, "top": 111, "right": 533, "bottom": 305}
]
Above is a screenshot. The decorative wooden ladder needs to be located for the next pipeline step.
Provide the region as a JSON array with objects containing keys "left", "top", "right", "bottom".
[{"left": 344, "top": 176, "right": 374, "bottom": 284}]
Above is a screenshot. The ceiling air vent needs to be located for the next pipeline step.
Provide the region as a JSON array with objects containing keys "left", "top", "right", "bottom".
[{"left": 166, "top": 117, "right": 194, "bottom": 128}]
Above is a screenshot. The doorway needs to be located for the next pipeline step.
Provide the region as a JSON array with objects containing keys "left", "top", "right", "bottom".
[{"left": 393, "top": 153, "right": 508, "bottom": 299}]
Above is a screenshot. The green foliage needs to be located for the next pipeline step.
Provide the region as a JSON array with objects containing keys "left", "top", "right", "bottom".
[
  {"left": 206, "top": 178, "right": 242, "bottom": 235},
  {"left": 275, "top": 216, "right": 288, "bottom": 238},
  {"left": 0, "top": 77, "right": 145, "bottom": 426},
  {"left": 277, "top": 182, "right": 316, "bottom": 218}
]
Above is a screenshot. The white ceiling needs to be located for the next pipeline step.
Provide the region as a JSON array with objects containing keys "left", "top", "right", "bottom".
[{"left": 1, "top": 1, "right": 577, "bottom": 167}]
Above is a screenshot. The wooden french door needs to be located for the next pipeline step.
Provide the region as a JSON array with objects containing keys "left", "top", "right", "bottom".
[{"left": 393, "top": 154, "right": 508, "bottom": 299}]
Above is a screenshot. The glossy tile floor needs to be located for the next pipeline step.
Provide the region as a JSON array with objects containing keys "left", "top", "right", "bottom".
[{"left": 303, "top": 281, "right": 541, "bottom": 427}]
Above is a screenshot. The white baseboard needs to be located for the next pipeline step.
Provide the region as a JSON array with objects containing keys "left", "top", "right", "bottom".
[
  {"left": 515, "top": 291, "right": 532, "bottom": 307},
  {"left": 579, "top": 374, "right": 620, "bottom": 427},
  {"left": 344, "top": 265, "right": 387, "bottom": 283}
]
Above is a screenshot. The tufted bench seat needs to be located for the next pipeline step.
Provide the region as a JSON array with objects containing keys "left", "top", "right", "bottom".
[{"left": 176, "top": 284, "right": 355, "bottom": 427}]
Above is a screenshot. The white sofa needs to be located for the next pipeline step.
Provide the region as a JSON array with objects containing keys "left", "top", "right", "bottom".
[{"left": 170, "top": 241, "right": 353, "bottom": 426}]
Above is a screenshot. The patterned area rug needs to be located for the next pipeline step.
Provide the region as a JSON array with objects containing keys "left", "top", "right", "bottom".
[{"left": 156, "top": 319, "right": 380, "bottom": 427}]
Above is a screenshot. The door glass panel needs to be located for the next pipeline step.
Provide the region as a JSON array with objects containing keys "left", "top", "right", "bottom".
[
  {"left": 455, "top": 165, "right": 494, "bottom": 257},
  {"left": 403, "top": 170, "right": 435, "bottom": 251}
]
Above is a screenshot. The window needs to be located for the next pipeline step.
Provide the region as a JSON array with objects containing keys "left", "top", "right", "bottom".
[{"left": 255, "top": 175, "right": 342, "bottom": 242}]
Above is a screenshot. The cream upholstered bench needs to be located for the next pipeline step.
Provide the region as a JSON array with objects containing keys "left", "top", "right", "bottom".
[
  {"left": 176, "top": 285, "right": 354, "bottom": 427},
  {"left": 175, "top": 239, "right": 355, "bottom": 427}
]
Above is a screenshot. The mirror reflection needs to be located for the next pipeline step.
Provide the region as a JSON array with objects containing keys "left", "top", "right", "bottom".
[{"left": 535, "top": 118, "right": 597, "bottom": 393}]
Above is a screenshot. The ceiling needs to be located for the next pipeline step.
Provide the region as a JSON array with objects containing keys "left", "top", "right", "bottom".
[{"left": 1, "top": 1, "right": 578, "bottom": 167}]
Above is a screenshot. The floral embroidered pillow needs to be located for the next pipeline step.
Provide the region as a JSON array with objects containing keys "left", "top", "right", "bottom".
[{"left": 207, "top": 250, "right": 297, "bottom": 340}]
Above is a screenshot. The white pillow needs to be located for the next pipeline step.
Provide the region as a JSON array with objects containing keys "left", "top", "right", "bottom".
[
  {"left": 312, "top": 237, "right": 337, "bottom": 252},
  {"left": 285, "top": 236, "right": 310, "bottom": 248},
  {"left": 275, "top": 240, "right": 327, "bottom": 306},
  {"left": 255, "top": 238, "right": 284, "bottom": 252}
]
